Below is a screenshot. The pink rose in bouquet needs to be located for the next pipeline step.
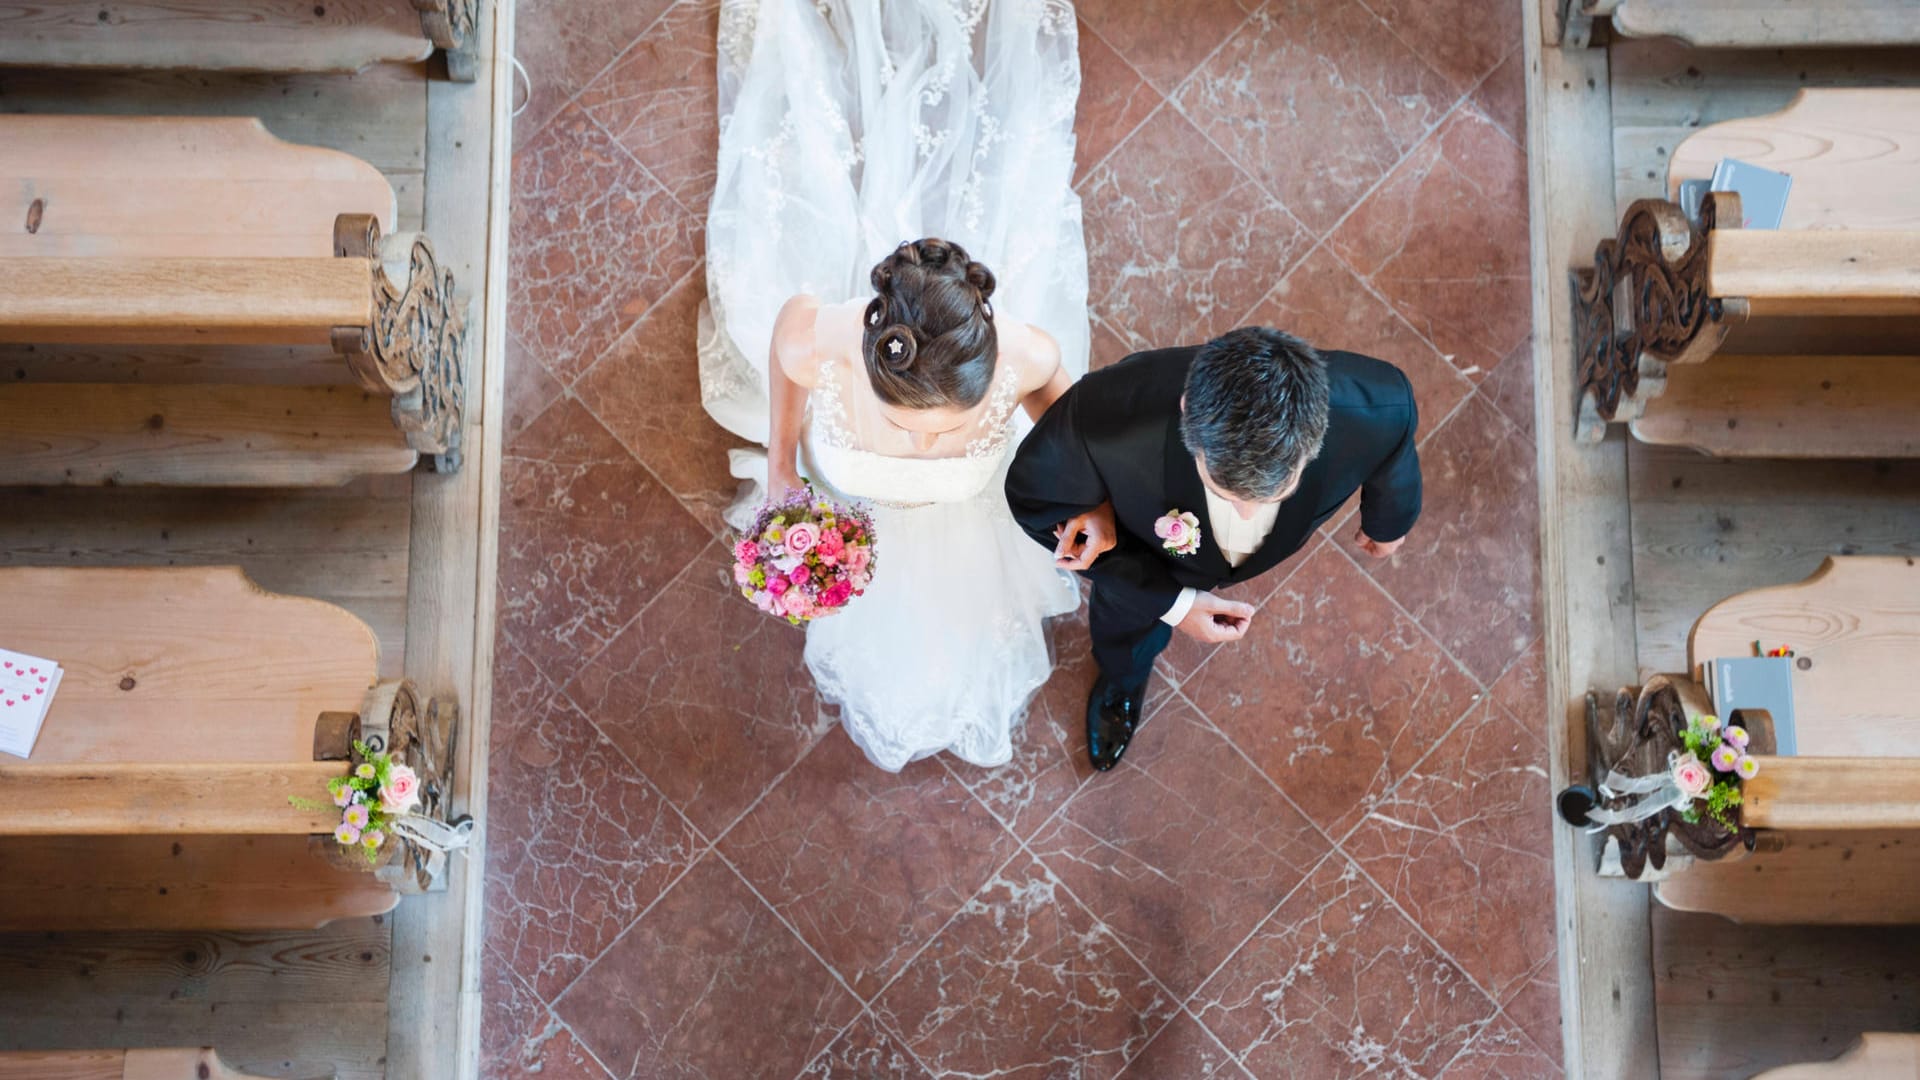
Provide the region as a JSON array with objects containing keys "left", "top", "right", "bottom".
[
  {"left": 1671, "top": 755, "right": 1712, "bottom": 797},
  {"left": 731, "top": 486, "right": 878, "bottom": 625}
]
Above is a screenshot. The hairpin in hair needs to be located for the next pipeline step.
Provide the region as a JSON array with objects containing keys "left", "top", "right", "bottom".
[{"left": 888, "top": 339, "right": 905, "bottom": 356}]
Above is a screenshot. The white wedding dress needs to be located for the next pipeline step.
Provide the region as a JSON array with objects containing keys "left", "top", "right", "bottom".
[{"left": 698, "top": 0, "right": 1089, "bottom": 770}]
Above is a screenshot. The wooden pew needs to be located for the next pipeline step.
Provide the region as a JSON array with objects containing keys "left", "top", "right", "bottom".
[
  {"left": 0, "top": 566, "right": 460, "bottom": 932},
  {"left": 0, "top": 1048, "right": 279, "bottom": 1080},
  {"left": 1754, "top": 1034, "right": 1920, "bottom": 1079},
  {"left": 1571, "top": 89, "right": 1920, "bottom": 458},
  {"left": 1563, "top": 0, "right": 1920, "bottom": 49},
  {"left": 0, "top": 115, "right": 467, "bottom": 483},
  {"left": 0, "top": 0, "right": 485, "bottom": 81},
  {"left": 1578, "top": 557, "right": 1920, "bottom": 924}
]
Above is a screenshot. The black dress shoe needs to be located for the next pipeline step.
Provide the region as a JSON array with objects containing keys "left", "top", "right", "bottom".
[{"left": 1086, "top": 676, "right": 1145, "bottom": 771}]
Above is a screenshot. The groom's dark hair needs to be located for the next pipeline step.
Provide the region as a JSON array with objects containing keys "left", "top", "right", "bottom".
[
  {"left": 862, "top": 238, "right": 998, "bottom": 412},
  {"left": 1182, "top": 328, "right": 1331, "bottom": 500}
]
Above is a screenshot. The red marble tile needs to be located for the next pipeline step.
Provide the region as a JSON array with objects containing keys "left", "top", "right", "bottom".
[
  {"left": 1249, "top": 246, "right": 1474, "bottom": 442},
  {"left": 945, "top": 610, "right": 1100, "bottom": 839},
  {"left": 1344, "top": 704, "right": 1557, "bottom": 1003},
  {"left": 1073, "top": 21, "right": 1162, "bottom": 186},
  {"left": 484, "top": 671, "right": 702, "bottom": 999},
  {"left": 1357, "top": 395, "right": 1540, "bottom": 684},
  {"left": 508, "top": 0, "right": 674, "bottom": 149},
  {"left": 1185, "top": 545, "right": 1480, "bottom": 838},
  {"left": 1193, "top": 856, "right": 1497, "bottom": 1079},
  {"left": 576, "top": 0, "right": 720, "bottom": 216},
  {"left": 1174, "top": 0, "right": 1455, "bottom": 234},
  {"left": 510, "top": 105, "right": 702, "bottom": 385},
  {"left": 1470, "top": 45, "right": 1529, "bottom": 148},
  {"left": 555, "top": 855, "right": 859, "bottom": 1080},
  {"left": 1330, "top": 107, "right": 1531, "bottom": 379},
  {"left": 1032, "top": 696, "right": 1329, "bottom": 997},
  {"left": 505, "top": 332, "right": 566, "bottom": 444},
  {"left": 1489, "top": 636, "right": 1546, "bottom": 731},
  {"left": 565, "top": 541, "right": 824, "bottom": 837},
  {"left": 1501, "top": 969, "right": 1565, "bottom": 1067},
  {"left": 1076, "top": 0, "right": 1253, "bottom": 95},
  {"left": 875, "top": 853, "right": 1178, "bottom": 1079},
  {"left": 498, "top": 399, "right": 709, "bottom": 685},
  {"left": 1089, "top": 315, "right": 1136, "bottom": 371},
  {"left": 480, "top": 947, "right": 615, "bottom": 1080},
  {"left": 1082, "top": 107, "right": 1312, "bottom": 357},
  {"left": 490, "top": 637, "right": 560, "bottom": 755},
  {"left": 800, "top": 1014, "right": 934, "bottom": 1080},
  {"left": 1115, "top": 1011, "right": 1254, "bottom": 1080},
  {"left": 1363, "top": 0, "right": 1523, "bottom": 95},
  {"left": 720, "top": 735, "right": 1018, "bottom": 999},
  {"left": 1437, "top": 1014, "right": 1564, "bottom": 1080},
  {"left": 574, "top": 269, "right": 745, "bottom": 537},
  {"left": 1481, "top": 340, "right": 1536, "bottom": 440}
]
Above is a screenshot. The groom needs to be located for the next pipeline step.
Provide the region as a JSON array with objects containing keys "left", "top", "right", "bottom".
[{"left": 1006, "top": 327, "right": 1423, "bottom": 770}]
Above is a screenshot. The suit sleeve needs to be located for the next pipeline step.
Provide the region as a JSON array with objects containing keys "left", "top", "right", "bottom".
[
  {"left": 1006, "top": 387, "right": 1186, "bottom": 618},
  {"left": 1358, "top": 392, "right": 1422, "bottom": 543}
]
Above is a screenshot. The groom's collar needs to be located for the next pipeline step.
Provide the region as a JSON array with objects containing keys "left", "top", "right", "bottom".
[{"left": 1162, "top": 414, "right": 1232, "bottom": 579}]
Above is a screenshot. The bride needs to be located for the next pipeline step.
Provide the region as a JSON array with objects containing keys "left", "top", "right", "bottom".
[{"left": 698, "top": 0, "right": 1089, "bottom": 770}]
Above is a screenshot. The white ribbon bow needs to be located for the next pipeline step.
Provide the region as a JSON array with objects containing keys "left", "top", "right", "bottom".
[
  {"left": 389, "top": 814, "right": 475, "bottom": 854},
  {"left": 1582, "top": 751, "right": 1695, "bottom": 831}
]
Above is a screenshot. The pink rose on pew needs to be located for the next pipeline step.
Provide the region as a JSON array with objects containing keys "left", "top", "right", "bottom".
[
  {"left": 381, "top": 763, "right": 422, "bottom": 815},
  {"left": 1672, "top": 755, "right": 1712, "bottom": 797}
]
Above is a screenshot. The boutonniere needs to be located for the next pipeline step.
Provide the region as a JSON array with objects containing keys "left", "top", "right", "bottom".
[{"left": 1154, "top": 509, "right": 1203, "bottom": 557}]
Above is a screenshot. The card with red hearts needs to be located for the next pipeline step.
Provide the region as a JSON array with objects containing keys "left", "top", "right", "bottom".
[{"left": 0, "top": 646, "right": 62, "bottom": 759}]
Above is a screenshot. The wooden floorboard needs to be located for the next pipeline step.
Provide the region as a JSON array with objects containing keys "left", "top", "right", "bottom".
[
  {"left": 1653, "top": 909, "right": 1920, "bottom": 1079},
  {"left": 0, "top": 920, "right": 392, "bottom": 1080}
]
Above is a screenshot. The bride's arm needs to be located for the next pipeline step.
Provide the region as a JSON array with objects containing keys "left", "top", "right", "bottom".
[
  {"left": 1015, "top": 324, "right": 1071, "bottom": 421},
  {"left": 767, "top": 295, "right": 823, "bottom": 496}
]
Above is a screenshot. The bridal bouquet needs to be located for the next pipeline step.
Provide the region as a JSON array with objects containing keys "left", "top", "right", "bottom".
[{"left": 734, "top": 487, "right": 877, "bottom": 624}]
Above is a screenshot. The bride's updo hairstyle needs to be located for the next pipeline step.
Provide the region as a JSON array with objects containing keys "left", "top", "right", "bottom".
[{"left": 862, "top": 238, "right": 998, "bottom": 411}]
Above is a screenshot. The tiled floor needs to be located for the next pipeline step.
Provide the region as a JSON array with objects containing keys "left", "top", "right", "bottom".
[{"left": 485, "top": 1, "right": 1555, "bottom": 1077}]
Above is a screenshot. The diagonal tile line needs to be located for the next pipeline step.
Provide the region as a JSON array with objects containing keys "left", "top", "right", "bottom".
[
  {"left": 484, "top": 950, "right": 618, "bottom": 1078},
  {"left": 1157, "top": 843, "right": 1349, "bottom": 1067},
  {"left": 560, "top": 261, "right": 745, "bottom": 544},
  {"left": 694, "top": 712, "right": 832, "bottom": 848},
  {"left": 1338, "top": 841, "right": 1511, "bottom": 1033},
  {"left": 520, "top": 528, "right": 711, "bottom": 701},
  {"left": 1068, "top": 21, "right": 1171, "bottom": 190},
  {"left": 510, "top": 0, "right": 687, "bottom": 156},
  {"left": 539, "top": 838, "right": 713, "bottom": 1014},
  {"left": 1164, "top": 683, "right": 1353, "bottom": 862},
  {"left": 578, "top": 95, "right": 709, "bottom": 228}
]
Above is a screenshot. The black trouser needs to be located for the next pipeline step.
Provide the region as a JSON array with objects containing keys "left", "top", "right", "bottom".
[{"left": 1089, "top": 581, "right": 1176, "bottom": 693}]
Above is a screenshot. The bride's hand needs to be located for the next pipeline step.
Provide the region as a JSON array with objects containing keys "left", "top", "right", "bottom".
[{"left": 1053, "top": 501, "right": 1117, "bottom": 571}]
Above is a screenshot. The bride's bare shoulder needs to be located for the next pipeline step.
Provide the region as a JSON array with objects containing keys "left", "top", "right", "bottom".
[
  {"left": 770, "top": 294, "right": 840, "bottom": 388},
  {"left": 1004, "top": 320, "right": 1064, "bottom": 394}
]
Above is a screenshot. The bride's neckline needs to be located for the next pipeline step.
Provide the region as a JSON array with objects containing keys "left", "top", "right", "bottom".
[{"left": 809, "top": 300, "right": 1018, "bottom": 462}]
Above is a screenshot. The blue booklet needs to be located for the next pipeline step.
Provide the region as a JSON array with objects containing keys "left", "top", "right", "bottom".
[
  {"left": 1705, "top": 655, "right": 1797, "bottom": 755},
  {"left": 1709, "top": 158, "right": 1793, "bottom": 230}
]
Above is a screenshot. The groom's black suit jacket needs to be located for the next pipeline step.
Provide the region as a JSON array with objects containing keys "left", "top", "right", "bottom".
[{"left": 1005, "top": 346, "right": 1422, "bottom": 628}]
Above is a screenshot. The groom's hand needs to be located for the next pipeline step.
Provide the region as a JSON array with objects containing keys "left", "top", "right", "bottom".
[
  {"left": 1053, "top": 501, "right": 1117, "bottom": 571},
  {"left": 1352, "top": 525, "right": 1408, "bottom": 560},
  {"left": 1177, "top": 593, "right": 1256, "bottom": 643}
]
